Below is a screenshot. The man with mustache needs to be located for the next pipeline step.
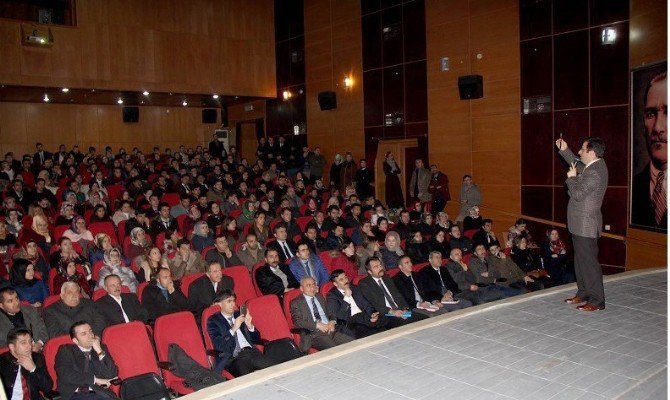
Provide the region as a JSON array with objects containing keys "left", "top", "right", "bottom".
[{"left": 632, "top": 72, "right": 667, "bottom": 230}]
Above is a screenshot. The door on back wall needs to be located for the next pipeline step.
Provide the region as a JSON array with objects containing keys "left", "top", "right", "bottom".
[{"left": 236, "top": 118, "right": 264, "bottom": 161}]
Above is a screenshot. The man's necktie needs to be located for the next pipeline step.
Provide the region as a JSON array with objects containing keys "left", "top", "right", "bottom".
[
  {"left": 20, "top": 369, "right": 30, "bottom": 400},
  {"left": 119, "top": 298, "right": 130, "bottom": 323},
  {"left": 410, "top": 276, "right": 423, "bottom": 302},
  {"left": 84, "top": 351, "right": 91, "bottom": 373},
  {"left": 653, "top": 170, "right": 666, "bottom": 225},
  {"left": 228, "top": 317, "right": 242, "bottom": 357},
  {"left": 303, "top": 261, "right": 312, "bottom": 277},
  {"left": 378, "top": 280, "right": 398, "bottom": 309},
  {"left": 311, "top": 297, "right": 322, "bottom": 322}
]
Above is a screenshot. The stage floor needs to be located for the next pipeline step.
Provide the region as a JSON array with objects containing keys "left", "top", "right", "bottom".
[{"left": 197, "top": 270, "right": 667, "bottom": 400}]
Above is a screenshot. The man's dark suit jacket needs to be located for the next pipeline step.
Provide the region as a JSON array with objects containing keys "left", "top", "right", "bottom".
[
  {"left": 141, "top": 282, "right": 191, "bottom": 323},
  {"left": 204, "top": 249, "right": 243, "bottom": 268},
  {"left": 149, "top": 217, "right": 179, "bottom": 239},
  {"left": 43, "top": 300, "right": 106, "bottom": 339},
  {"left": 188, "top": 274, "right": 234, "bottom": 322},
  {"left": 0, "top": 306, "right": 49, "bottom": 346},
  {"left": 266, "top": 240, "right": 297, "bottom": 264},
  {"left": 326, "top": 286, "right": 375, "bottom": 325},
  {"left": 0, "top": 351, "right": 52, "bottom": 400},
  {"left": 55, "top": 344, "right": 118, "bottom": 400},
  {"left": 357, "top": 275, "right": 409, "bottom": 314},
  {"left": 95, "top": 293, "right": 148, "bottom": 327},
  {"left": 255, "top": 263, "right": 299, "bottom": 297},
  {"left": 417, "top": 265, "right": 460, "bottom": 302},
  {"left": 631, "top": 164, "right": 668, "bottom": 230},
  {"left": 206, "top": 311, "right": 261, "bottom": 373},
  {"left": 393, "top": 272, "right": 429, "bottom": 307},
  {"left": 472, "top": 230, "right": 500, "bottom": 249}
]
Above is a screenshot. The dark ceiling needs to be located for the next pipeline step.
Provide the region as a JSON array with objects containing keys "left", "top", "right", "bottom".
[{"left": 0, "top": 84, "right": 264, "bottom": 108}]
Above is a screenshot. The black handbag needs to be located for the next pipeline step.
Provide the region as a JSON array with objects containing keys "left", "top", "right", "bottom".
[
  {"left": 119, "top": 373, "right": 171, "bottom": 400},
  {"left": 263, "top": 338, "right": 304, "bottom": 363}
]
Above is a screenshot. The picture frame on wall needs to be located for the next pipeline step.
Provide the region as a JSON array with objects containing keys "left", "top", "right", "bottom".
[{"left": 629, "top": 61, "right": 667, "bottom": 233}]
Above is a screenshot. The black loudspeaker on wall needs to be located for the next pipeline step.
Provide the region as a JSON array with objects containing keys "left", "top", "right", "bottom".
[
  {"left": 202, "top": 109, "right": 217, "bottom": 124},
  {"left": 317, "top": 91, "right": 337, "bottom": 110},
  {"left": 221, "top": 106, "right": 229, "bottom": 126},
  {"left": 457, "top": 75, "right": 484, "bottom": 100},
  {"left": 122, "top": 107, "right": 139, "bottom": 123}
]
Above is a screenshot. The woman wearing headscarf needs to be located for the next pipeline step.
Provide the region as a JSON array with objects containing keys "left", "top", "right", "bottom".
[
  {"left": 206, "top": 201, "right": 225, "bottom": 231},
  {"left": 53, "top": 259, "right": 91, "bottom": 298},
  {"left": 457, "top": 175, "right": 481, "bottom": 222},
  {"left": 383, "top": 152, "right": 404, "bottom": 209},
  {"left": 191, "top": 221, "right": 215, "bottom": 252},
  {"left": 379, "top": 230, "right": 404, "bottom": 270},
  {"left": 12, "top": 238, "right": 49, "bottom": 278},
  {"left": 463, "top": 205, "right": 484, "bottom": 232},
  {"left": 55, "top": 202, "right": 76, "bottom": 227},
  {"left": 126, "top": 227, "right": 151, "bottom": 260},
  {"left": 330, "top": 154, "right": 343, "bottom": 190},
  {"left": 63, "top": 216, "right": 94, "bottom": 254},
  {"left": 356, "top": 240, "right": 382, "bottom": 275},
  {"left": 49, "top": 237, "right": 90, "bottom": 277},
  {"left": 11, "top": 259, "right": 49, "bottom": 306},
  {"left": 236, "top": 200, "right": 257, "bottom": 228},
  {"left": 97, "top": 248, "right": 139, "bottom": 293},
  {"left": 88, "top": 233, "right": 120, "bottom": 265},
  {"left": 23, "top": 214, "right": 52, "bottom": 254}
]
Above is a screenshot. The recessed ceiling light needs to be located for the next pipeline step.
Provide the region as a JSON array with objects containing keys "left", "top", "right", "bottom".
[
  {"left": 182, "top": 100, "right": 188, "bottom": 106},
  {"left": 117, "top": 98, "right": 123, "bottom": 104},
  {"left": 212, "top": 94, "right": 219, "bottom": 99},
  {"left": 61, "top": 88, "right": 69, "bottom": 93},
  {"left": 43, "top": 93, "right": 49, "bottom": 102},
  {"left": 143, "top": 91, "right": 150, "bottom": 96}
]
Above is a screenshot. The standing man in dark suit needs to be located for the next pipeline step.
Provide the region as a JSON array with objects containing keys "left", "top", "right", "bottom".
[
  {"left": 188, "top": 261, "right": 234, "bottom": 323},
  {"left": 290, "top": 277, "right": 353, "bottom": 351},
  {"left": 0, "top": 328, "right": 52, "bottom": 400},
  {"left": 631, "top": 72, "right": 667, "bottom": 230},
  {"left": 0, "top": 287, "right": 48, "bottom": 349},
  {"left": 556, "top": 137, "right": 609, "bottom": 311},
  {"left": 95, "top": 274, "right": 148, "bottom": 327},
  {"left": 255, "top": 249, "right": 299, "bottom": 300},
  {"left": 206, "top": 290, "right": 275, "bottom": 376},
  {"left": 142, "top": 268, "right": 191, "bottom": 323},
  {"left": 326, "top": 270, "right": 387, "bottom": 338},
  {"left": 55, "top": 321, "right": 118, "bottom": 400},
  {"left": 357, "top": 257, "right": 426, "bottom": 328},
  {"left": 32, "top": 143, "right": 52, "bottom": 168}
]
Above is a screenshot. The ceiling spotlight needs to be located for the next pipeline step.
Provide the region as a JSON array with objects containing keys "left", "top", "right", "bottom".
[
  {"left": 117, "top": 98, "right": 123, "bottom": 104},
  {"left": 61, "top": 88, "right": 69, "bottom": 93},
  {"left": 142, "top": 91, "right": 150, "bottom": 96},
  {"left": 43, "top": 93, "right": 49, "bottom": 102},
  {"left": 212, "top": 94, "right": 219, "bottom": 99},
  {"left": 182, "top": 100, "right": 188, "bottom": 106},
  {"left": 282, "top": 90, "right": 292, "bottom": 100}
]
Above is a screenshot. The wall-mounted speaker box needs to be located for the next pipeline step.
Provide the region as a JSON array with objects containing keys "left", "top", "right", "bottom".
[
  {"left": 458, "top": 75, "right": 483, "bottom": 100},
  {"left": 122, "top": 107, "right": 139, "bottom": 123},
  {"left": 318, "top": 91, "right": 337, "bottom": 110},
  {"left": 202, "top": 109, "right": 218, "bottom": 124}
]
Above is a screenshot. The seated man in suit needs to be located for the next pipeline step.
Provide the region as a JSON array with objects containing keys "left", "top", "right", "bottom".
[
  {"left": 472, "top": 219, "right": 500, "bottom": 249},
  {"left": 326, "top": 269, "right": 387, "bottom": 338},
  {"left": 449, "top": 225, "right": 474, "bottom": 255},
  {"left": 149, "top": 202, "right": 179, "bottom": 239},
  {"left": 301, "top": 226, "right": 325, "bottom": 255},
  {"left": 188, "top": 261, "right": 234, "bottom": 323},
  {"left": 358, "top": 257, "right": 426, "bottom": 329},
  {"left": 290, "top": 277, "right": 353, "bottom": 351},
  {"left": 95, "top": 274, "right": 148, "bottom": 327},
  {"left": 288, "top": 241, "right": 329, "bottom": 286},
  {"left": 255, "top": 249, "right": 299, "bottom": 300},
  {"left": 43, "top": 282, "right": 106, "bottom": 338},
  {"left": 142, "top": 268, "right": 191, "bottom": 323},
  {"left": 204, "top": 235, "right": 243, "bottom": 268},
  {"left": 393, "top": 255, "right": 453, "bottom": 317},
  {"left": 416, "top": 253, "right": 473, "bottom": 311},
  {"left": 445, "top": 248, "right": 505, "bottom": 305},
  {"left": 0, "top": 328, "right": 52, "bottom": 400},
  {"left": 266, "top": 223, "right": 297, "bottom": 264},
  {"left": 55, "top": 321, "right": 118, "bottom": 400},
  {"left": 207, "top": 290, "right": 275, "bottom": 376},
  {"left": 0, "top": 287, "right": 48, "bottom": 350},
  {"left": 469, "top": 244, "right": 523, "bottom": 298}
]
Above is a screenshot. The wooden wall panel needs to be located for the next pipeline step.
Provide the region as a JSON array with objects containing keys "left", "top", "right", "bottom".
[
  {"left": 304, "top": 0, "right": 365, "bottom": 175},
  {"left": 427, "top": 1, "right": 521, "bottom": 227},
  {"left": 0, "top": 0, "right": 276, "bottom": 97},
  {"left": 0, "top": 102, "right": 216, "bottom": 155}
]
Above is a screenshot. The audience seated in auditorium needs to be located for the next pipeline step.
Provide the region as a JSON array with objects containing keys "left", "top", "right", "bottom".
[
  {"left": 53, "top": 260, "right": 92, "bottom": 298},
  {"left": 10, "top": 259, "right": 48, "bottom": 307},
  {"left": 406, "top": 230, "right": 431, "bottom": 264},
  {"left": 204, "top": 234, "right": 242, "bottom": 268},
  {"left": 191, "top": 221, "right": 215, "bottom": 252},
  {"left": 97, "top": 248, "right": 138, "bottom": 293},
  {"left": 289, "top": 241, "right": 329, "bottom": 286},
  {"left": 207, "top": 290, "right": 276, "bottom": 375},
  {"left": 463, "top": 206, "right": 484, "bottom": 232},
  {"left": 469, "top": 244, "right": 523, "bottom": 298},
  {"left": 448, "top": 225, "right": 473, "bottom": 255},
  {"left": 445, "top": 249, "right": 505, "bottom": 306},
  {"left": 472, "top": 219, "right": 500, "bottom": 249},
  {"left": 95, "top": 274, "right": 148, "bottom": 327},
  {"left": 486, "top": 244, "right": 541, "bottom": 292},
  {"left": 44, "top": 282, "right": 106, "bottom": 338},
  {"left": 417, "top": 253, "right": 473, "bottom": 312},
  {"left": 380, "top": 231, "right": 404, "bottom": 270},
  {"left": 290, "top": 277, "right": 353, "bottom": 351},
  {"left": 168, "top": 239, "right": 205, "bottom": 280},
  {"left": 541, "top": 229, "right": 574, "bottom": 285},
  {"left": 0, "top": 287, "right": 48, "bottom": 349},
  {"left": 255, "top": 249, "right": 299, "bottom": 300},
  {"left": 267, "top": 223, "right": 297, "bottom": 264}
]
